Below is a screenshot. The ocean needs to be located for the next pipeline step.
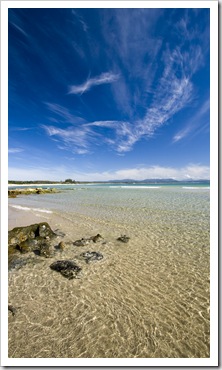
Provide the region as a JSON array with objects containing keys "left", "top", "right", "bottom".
[{"left": 8, "top": 183, "right": 210, "bottom": 358}]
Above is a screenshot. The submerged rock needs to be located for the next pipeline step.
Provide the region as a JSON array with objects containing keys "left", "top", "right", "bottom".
[
  {"left": 50, "top": 260, "right": 82, "bottom": 279},
  {"left": 89, "top": 234, "right": 103, "bottom": 243},
  {"left": 73, "top": 238, "right": 89, "bottom": 247},
  {"left": 54, "top": 229, "right": 66, "bottom": 237},
  {"left": 8, "top": 187, "right": 59, "bottom": 198},
  {"left": 8, "top": 305, "right": 17, "bottom": 316},
  {"left": 117, "top": 235, "right": 130, "bottom": 243},
  {"left": 80, "top": 251, "right": 103, "bottom": 264},
  {"left": 73, "top": 234, "right": 103, "bottom": 246}
]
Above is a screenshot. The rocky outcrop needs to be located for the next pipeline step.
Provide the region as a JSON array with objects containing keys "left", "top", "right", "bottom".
[
  {"left": 8, "top": 187, "right": 59, "bottom": 198},
  {"left": 8, "top": 222, "right": 57, "bottom": 269}
]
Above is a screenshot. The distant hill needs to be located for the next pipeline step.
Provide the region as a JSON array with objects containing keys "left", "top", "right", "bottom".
[{"left": 108, "top": 179, "right": 209, "bottom": 183}]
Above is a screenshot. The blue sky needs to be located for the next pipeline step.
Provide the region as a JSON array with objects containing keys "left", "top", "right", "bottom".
[{"left": 8, "top": 7, "right": 210, "bottom": 181}]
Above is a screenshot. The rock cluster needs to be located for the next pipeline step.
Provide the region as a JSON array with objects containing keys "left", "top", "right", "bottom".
[
  {"left": 8, "top": 187, "right": 59, "bottom": 198},
  {"left": 8, "top": 222, "right": 130, "bottom": 280},
  {"left": 73, "top": 234, "right": 103, "bottom": 246}
]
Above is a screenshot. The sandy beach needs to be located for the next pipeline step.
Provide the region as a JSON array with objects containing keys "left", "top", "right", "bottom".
[{"left": 8, "top": 185, "right": 210, "bottom": 358}]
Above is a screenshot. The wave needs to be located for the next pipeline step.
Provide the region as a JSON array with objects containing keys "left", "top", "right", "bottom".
[
  {"left": 109, "top": 186, "right": 161, "bottom": 189},
  {"left": 182, "top": 187, "right": 210, "bottom": 190},
  {"left": 10, "top": 205, "right": 52, "bottom": 213}
]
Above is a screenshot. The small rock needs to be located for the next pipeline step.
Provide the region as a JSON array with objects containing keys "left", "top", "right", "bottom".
[
  {"left": 54, "top": 229, "right": 66, "bottom": 237},
  {"left": 8, "top": 305, "right": 17, "bottom": 316},
  {"left": 117, "top": 235, "right": 130, "bottom": 243},
  {"left": 89, "top": 234, "right": 103, "bottom": 243},
  {"left": 58, "top": 241, "right": 65, "bottom": 250},
  {"left": 73, "top": 238, "right": 88, "bottom": 247},
  {"left": 80, "top": 251, "right": 103, "bottom": 263},
  {"left": 50, "top": 260, "right": 82, "bottom": 279}
]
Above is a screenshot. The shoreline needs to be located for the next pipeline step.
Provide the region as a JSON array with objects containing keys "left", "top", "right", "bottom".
[
  {"left": 8, "top": 183, "right": 80, "bottom": 187},
  {"left": 8, "top": 205, "right": 55, "bottom": 230}
]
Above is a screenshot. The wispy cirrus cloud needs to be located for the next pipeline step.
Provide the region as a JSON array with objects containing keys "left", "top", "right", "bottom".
[
  {"left": 42, "top": 10, "right": 209, "bottom": 156},
  {"left": 68, "top": 72, "right": 119, "bottom": 95},
  {"left": 8, "top": 147, "right": 24, "bottom": 154},
  {"left": 41, "top": 124, "right": 96, "bottom": 154},
  {"left": 45, "top": 102, "right": 86, "bottom": 125},
  {"left": 9, "top": 9, "right": 29, "bottom": 38},
  {"left": 9, "top": 127, "right": 34, "bottom": 131},
  {"left": 71, "top": 10, "right": 89, "bottom": 33},
  {"left": 172, "top": 98, "right": 210, "bottom": 143},
  {"left": 91, "top": 10, "right": 207, "bottom": 153}
]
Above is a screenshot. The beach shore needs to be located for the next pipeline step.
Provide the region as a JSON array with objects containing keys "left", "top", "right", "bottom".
[
  {"left": 8, "top": 183, "right": 74, "bottom": 187},
  {"left": 8, "top": 205, "right": 54, "bottom": 230},
  {"left": 7, "top": 188, "right": 210, "bottom": 358}
]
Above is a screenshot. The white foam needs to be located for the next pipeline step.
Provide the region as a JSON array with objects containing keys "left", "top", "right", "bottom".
[
  {"left": 121, "top": 186, "right": 160, "bottom": 189},
  {"left": 109, "top": 185, "right": 161, "bottom": 189},
  {"left": 10, "top": 205, "right": 52, "bottom": 213},
  {"left": 182, "top": 187, "right": 210, "bottom": 190}
]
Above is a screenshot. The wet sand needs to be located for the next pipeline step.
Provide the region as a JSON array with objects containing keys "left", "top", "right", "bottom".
[{"left": 8, "top": 198, "right": 210, "bottom": 358}]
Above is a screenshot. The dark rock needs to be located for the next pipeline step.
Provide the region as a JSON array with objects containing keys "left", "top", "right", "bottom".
[
  {"left": 37, "top": 242, "right": 52, "bottom": 258},
  {"left": 89, "top": 234, "right": 103, "bottom": 243},
  {"left": 8, "top": 188, "right": 59, "bottom": 198},
  {"left": 8, "top": 305, "right": 17, "bottom": 316},
  {"left": 117, "top": 235, "right": 130, "bottom": 243},
  {"left": 74, "top": 234, "right": 103, "bottom": 246},
  {"left": 54, "top": 229, "right": 66, "bottom": 237},
  {"left": 80, "top": 251, "right": 103, "bottom": 264},
  {"left": 50, "top": 260, "right": 82, "bottom": 279},
  {"left": 73, "top": 238, "right": 89, "bottom": 247}
]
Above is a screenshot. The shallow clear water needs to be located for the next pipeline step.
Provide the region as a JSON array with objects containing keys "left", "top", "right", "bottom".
[{"left": 8, "top": 185, "right": 210, "bottom": 358}]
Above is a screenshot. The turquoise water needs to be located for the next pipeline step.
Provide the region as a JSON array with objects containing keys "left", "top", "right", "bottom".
[{"left": 8, "top": 183, "right": 210, "bottom": 230}]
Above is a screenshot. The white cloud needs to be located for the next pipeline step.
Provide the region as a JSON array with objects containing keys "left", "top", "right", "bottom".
[
  {"left": 42, "top": 11, "right": 209, "bottom": 156},
  {"left": 110, "top": 164, "right": 209, "bottom": 181},
  {"left": 68, "top": 72, "right": 119, "bottom": 95},
  {"left": 41, "top": 124, "right": 96, "bottom": 154},
  {"left": 9, "top": 164, "right": 209, "bottom": 182}
]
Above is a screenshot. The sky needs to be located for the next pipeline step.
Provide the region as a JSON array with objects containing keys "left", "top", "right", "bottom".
[{"left": 8, "top": 6, "right": 210, "bottom": 181}]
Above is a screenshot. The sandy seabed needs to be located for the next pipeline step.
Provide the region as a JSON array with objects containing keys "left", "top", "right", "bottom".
[{"left": 8, "top": 196, "right": 210, "bottom": 358}]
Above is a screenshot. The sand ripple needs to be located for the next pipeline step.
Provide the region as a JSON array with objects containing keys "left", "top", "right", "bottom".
[{"left": 8, "top": 188, "right": 210, "bottom": 358}]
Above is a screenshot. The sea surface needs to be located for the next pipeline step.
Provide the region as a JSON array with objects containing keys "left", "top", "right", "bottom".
[{"left": 8, "top": 183, "right": 210, "bottom": 358}]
